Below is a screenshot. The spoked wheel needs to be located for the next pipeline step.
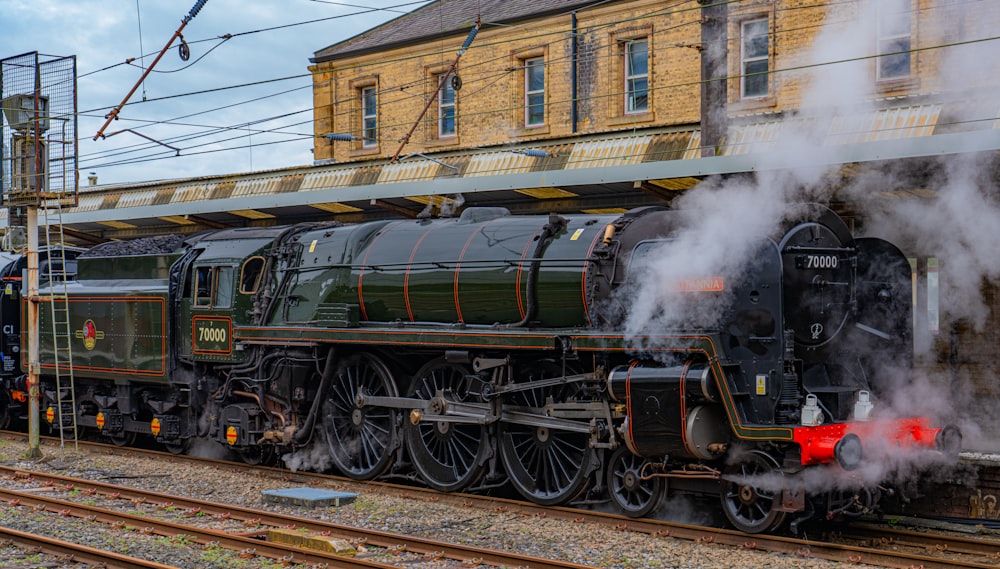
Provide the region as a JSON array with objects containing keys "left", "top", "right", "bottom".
[
  {"left": 720, "top": 450, "right": 787, "bottom": 534},
  {"left": 607, "top": 446, "right": 663, "bottom": 517},
  {"left": 322, "top": 352, "right": 400, "bottom": 480},
  {"left": 403, "top": 358, "right": 490, "bottom": 492},
  {"left": 499, "top": 361, "right": 595, "bottom": 505}
]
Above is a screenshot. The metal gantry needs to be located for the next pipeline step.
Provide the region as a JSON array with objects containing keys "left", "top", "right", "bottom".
[{"left": 1, "top": 51, "right": 79, "bottom": 456}]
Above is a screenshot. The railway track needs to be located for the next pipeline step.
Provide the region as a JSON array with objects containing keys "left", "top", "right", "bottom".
[
  {"left": 0, "top": 524, "right": 177, "bottom": 569},
  {"left": 0, "top": 482, "right": 404, "bottom": 568},
  {"left": 0, "top": 464, "right": 597, "bottom": 569},
  {"left": 3, "top": 433, "right": 998, "bottom": 569},
  {"left": 836, "top": 525, "right": 1000, "bottom": 566}
]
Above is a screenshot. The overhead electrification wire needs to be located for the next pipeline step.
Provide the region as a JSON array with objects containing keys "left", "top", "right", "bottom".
[
  {"left": 81, "top": 110, "right": 316, "bottom": 165},
  {"left": 80, "top": 113, "right": 316, "bottom": 165},
  {"left": 126, "top": 36, "right": 233, "bottom": 74},
  {"left": 81, "top": 73, "right": 311, "bottom": 117},
  {"left": 83, "top": 0, "right": 993, "bottom": 174},
  {"left": 93, "top": 0, "right": 211, "bottom": 140},
  {"left": 314, "top": 0, "right": 993, "bottom": 138},
  {"left": 121, "top": 85, "right": 310, "bottom": 133},
  {"left": 307, "top": 0, "right": 419, "bottom": 16},
  {"left": 135, "top": 0, "right": 147, "bottom": 101}
]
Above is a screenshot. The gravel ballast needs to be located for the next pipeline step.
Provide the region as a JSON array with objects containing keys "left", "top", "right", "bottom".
[{"left": 0, "top": 437, "right": 867, "bottom": 569}]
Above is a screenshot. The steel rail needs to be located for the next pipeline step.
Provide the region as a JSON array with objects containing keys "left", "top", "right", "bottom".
[
  {"left": 0, "top": 466, "right": 596, "bottom": 569},
  {"left": 9, "top": 433, "right": 998, "bottom": 569},
  {"left": 0, "top": 485, "right": 406, "bottom": 568},
  {"left": 0, "top": 524, "right": 179, "bottom": 569},
  {"left": 839, "top": 525, "right": 1000, "bottom": 558}
]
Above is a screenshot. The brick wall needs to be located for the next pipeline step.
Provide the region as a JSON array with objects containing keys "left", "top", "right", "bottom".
[
  {"left": 309, "top": 0, "right": 1000, "bottom": 163},
  {"left": 310, "top": 0, "right": 706, "bottom": 163},
  {"left": 892, "top": 460, "right": 1000, "bottom": 521}
]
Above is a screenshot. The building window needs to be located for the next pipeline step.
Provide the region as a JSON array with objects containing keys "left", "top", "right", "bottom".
[
  {"left": 437, "top": 73, "right": 456, "bottom": 138},
  {"left": 361, "top": 86, "right": 377, "bottom": 147},
  {"left": 877, "top": 0, "right": 911, "bottom": 81},
  {"left": 741, "top": 18, "right": 769, "bottom": 98},
  {"left": 624, "top": 39, "right": 649, "bottom": 114},
  {"left": 524, "top": 57, "right": 545, "bottom": 127},
  {"left": 910, "top": 257, "right": 939, "bottom": 354}
]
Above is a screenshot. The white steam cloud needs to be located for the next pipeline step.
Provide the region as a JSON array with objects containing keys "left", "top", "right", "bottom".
[
  {"left": 622, "top": 0, "right": 998, "bottom": 485},
  {"left": 622, "top": 171, "right": 805, "bottom": 341},
  {"left": 283, "top": 440, "right": 335, "bottom": 473},
  {"left": 623, "top": 3, "right": 892, "bottom": 341}
]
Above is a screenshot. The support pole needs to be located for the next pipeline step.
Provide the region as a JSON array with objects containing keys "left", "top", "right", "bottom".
[
  {"left": 93, "top": 0, "right": 209, "bottom": 140},
  {"left": 699, "top": 0, "right": 728, "bottom": 157},
  {"left": 390, "top": 19, "right": 480, "bottom": 163},
  {"left": 26, "top": 206, "right": 40, "bottom": 458}
]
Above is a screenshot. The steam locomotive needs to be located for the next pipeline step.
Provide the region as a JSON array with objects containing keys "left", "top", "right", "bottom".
[{"left": 0, "top": 203, "right": 960, "bottom": 533}]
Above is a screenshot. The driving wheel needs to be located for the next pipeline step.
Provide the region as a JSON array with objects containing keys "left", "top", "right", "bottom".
[
  {"left": 720, "top": 450, "right": 787, "bottom": 534},
  {"left": 403, "top": 358, "right": 490, "bottom": 492},
  {"left": 322, "top": 352, "right": 400, "bottom": 480},
  {"left": 499, "top": 361, "right": 595, "bottom": 505}
]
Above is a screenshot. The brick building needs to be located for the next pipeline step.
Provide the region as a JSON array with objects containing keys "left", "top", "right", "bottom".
[
  {"left": 309, "top": 0, "right": 704, "bottom": 162},
  {"left": 308, "top": 0, "right": 999, "bottom": 163}
]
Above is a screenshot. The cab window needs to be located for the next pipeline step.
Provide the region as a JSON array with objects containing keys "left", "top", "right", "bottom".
[
  {"left": 628, "top": 240, "right": 669, "bottom": 281},
  {"left": 216, "top": 267, "right": 234, "bottom": 308},
  {"left": 194, "top": 267, "right": 213, "bottom": 306},
  {"left": 193, "top": 265, "right": 235, "bottom": 308},
  {"left": 240, "top": 257, "right": 265, "bottom": 294}
]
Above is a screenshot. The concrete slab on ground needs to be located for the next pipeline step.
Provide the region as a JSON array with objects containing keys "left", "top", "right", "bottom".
[{"left": 261, "top": 487, "right": 358, "bottom": 508}]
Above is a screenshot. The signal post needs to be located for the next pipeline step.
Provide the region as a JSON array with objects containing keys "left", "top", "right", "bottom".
[{"left": 1, "top": 52, "right": 79, "bottom": 458}]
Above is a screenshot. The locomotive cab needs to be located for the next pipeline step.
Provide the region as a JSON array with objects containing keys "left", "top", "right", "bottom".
[
  {"left": 173, "top": 225, "right": 349, "bottom": 462},
  {"left": 175, "top": 229, "right": 280, "bottom": 364}
]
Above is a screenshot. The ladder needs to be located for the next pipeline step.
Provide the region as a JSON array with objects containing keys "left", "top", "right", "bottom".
[{"left": 40, "top": 198, "right": 78, "bottom": 450}]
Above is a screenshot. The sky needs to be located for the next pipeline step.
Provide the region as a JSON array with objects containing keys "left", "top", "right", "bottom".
[{"left": 0, "top": 0, "right": 432, "bottom": 185}]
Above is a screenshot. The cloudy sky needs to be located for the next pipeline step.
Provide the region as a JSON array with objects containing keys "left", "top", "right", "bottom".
[{"left": 0, "top": 0, "right": 431, "bottom": 185}]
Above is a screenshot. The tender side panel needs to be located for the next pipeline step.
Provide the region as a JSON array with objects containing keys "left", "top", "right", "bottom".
[{"left": 31, "top": 294, "right": 170, "bottom": 383}]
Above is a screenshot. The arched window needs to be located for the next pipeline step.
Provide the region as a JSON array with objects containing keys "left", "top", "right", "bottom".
[{"left": 240, "top": 257, "right": 265, "bottom": 294}]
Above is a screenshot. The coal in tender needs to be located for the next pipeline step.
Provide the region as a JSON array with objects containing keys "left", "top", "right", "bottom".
[{"left": 79, "top": 234, "right": 186, "bottom": 257}]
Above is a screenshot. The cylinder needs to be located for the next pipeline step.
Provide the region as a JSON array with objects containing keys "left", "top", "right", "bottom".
[{"left": 607, "top": 362, "right": 726, "bottom": 459}]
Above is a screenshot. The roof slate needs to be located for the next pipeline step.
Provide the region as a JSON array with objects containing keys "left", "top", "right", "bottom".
[{"left": 312, "top": 0, "right": 610, "bottom": 63}]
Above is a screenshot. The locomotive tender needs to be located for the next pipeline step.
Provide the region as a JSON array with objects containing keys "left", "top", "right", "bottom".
[{"left": 0, "top": 203, "right": 960, "bottom": 533}]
